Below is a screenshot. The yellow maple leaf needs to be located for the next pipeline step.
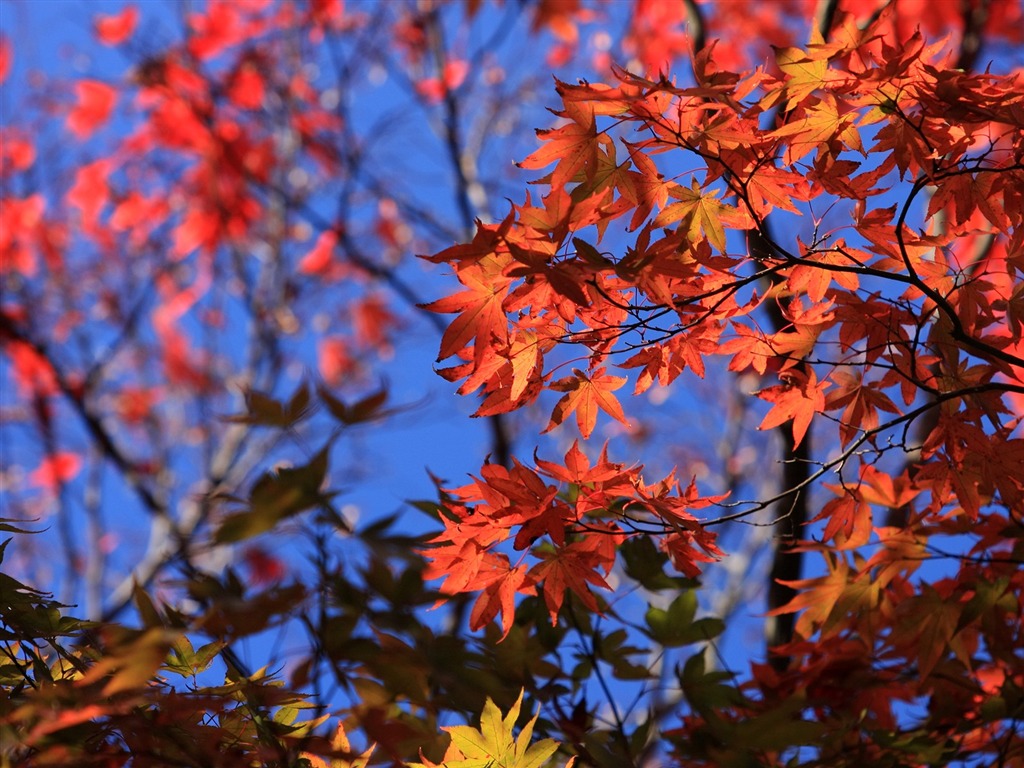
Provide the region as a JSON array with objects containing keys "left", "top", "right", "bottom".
[{"left": 407, "top": 690, "right": 572, "bottom": 768}]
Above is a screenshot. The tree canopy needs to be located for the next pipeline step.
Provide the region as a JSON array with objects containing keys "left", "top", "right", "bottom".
[{"left": 2, "top": 1, "right": 1023, "bottom": 766}]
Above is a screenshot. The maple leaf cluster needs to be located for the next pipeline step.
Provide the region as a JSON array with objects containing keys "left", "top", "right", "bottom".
[
  {"left": 421, "top": 3, "right": 1024, "bottom": 763},
  {"left": 422, "top": 440, "right": 723, "bottom": 637},
  {"left": 426, "top": 10, "right": 1024, "bottom": 570}
]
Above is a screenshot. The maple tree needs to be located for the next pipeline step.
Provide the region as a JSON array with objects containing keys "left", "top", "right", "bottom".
[{"left": 2, "top": 1, "right": 1024, "bottom": 766}]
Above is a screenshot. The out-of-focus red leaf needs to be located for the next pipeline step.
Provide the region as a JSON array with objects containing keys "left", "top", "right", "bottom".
[
  {"left": 415, "top": 59, "right": 469, "bottom": 104},
  {"left": 375, "top": 198, "right": 410, "bottom": 253},
  {"left": 66, "top": 160, "right": 111, "bottom": 230},
  {"left": 243, "top": 546, "right": 287, "bottom": 585},
  {"left": 297, "top": 230, "right": 339, "bottom": 276},
  {"left": 0, "top": 35, "right": 10, "bottom": 85},
  {"left": 30, "top": 452, "right": 82, "bottom": 491},
  {"left": 188, "top": 1, "right": 245, "bottom": 60},
  {"left": 171, "top": 207, "right": 221, "bottom": 259},
  {"left": 4, "top": 339, "right": 58, "bottom": 397},
  {"left": 94, "top": 6, "right": 138, "bottom": 46},
  {"left": 351, "top": 294, "right": 398, "bottom": 352},
  {"left": 0, "top": 195, "right": 44, "bottom": 277},
  {"left": 310, "top": 0, "right": 344, "bottom": 28},
  {"left": 416, "top": 78, "right": 445, "bottom": 104},
  {"left": 444, "top": 59, "right": 468, "bottom": 90},
  {"left": 318, "top": 336, "right": 357, "bottom": 387},
  {"left": 26, "top": 705, "right": 109, "bottom": 744},
  {"left": 228, "top": 61, "right": 265, "bottom": 109},
  {"left": 66, "top": 80, "right": 117, "bottom": 139},
  {"left": 0, "top": 130, "right": 34, "bottom": 174},
  {"left": 115, "top": 386, "right": 161, "bottom": 425}
]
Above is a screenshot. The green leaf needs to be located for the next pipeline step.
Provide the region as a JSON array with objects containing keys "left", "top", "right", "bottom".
[
  {"left": 224, "top": 382, "right": 314, "bottom": 428},
  {"left": 645, "top": 591, "right": 697, "bottom": 646},
  {"left": 621, "top": 536, "right": 690, "bottom": 592},
  {"left": 958, "top": 576, "right": 1009, "bottom": 631},
  {"left": 214, "top": 446, "right": 333, "bottom": 543},
  {"left": 318, "top": 385, "right": 389, "bottom": 425},
  {"left": 165, "top": 636, "right": 196, "bottom": 676},
  {"left": 680, "top": 650, "right": 744, "bottom": 715},
  {"left": 132, "top": 581, "right": 165, "bottom": 628},
  {"left": 725, "top": 700, "right": 825, "bottom": 751},
  {"left": 678, "top": 617, "right": 725, "bottom": 644}
]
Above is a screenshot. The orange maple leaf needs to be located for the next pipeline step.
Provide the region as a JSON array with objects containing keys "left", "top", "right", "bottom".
[
  {"left": 719, "top": 323, "right": 775, "bottom": 375},
  {"left": 825, "top": 370, "right": 902, "bottom": 447},
  {"left": 468, "top": 565, "right": 534, "bottom": 639},
  {"left": 767, "top": 555, "right": 853, "bottom": 637},
  {"left": 544, "top": 367, "right": 628, "bottom": 439},
  {"left": 529, "top": 541, "right": 612, "bottom": 624},
  {"left": 786, "top": 248, "right": 861, "bottom": 303},
  {"left": 815, "top": 494, "right": 873, "bottom": 550},
  {"left": 757, "top": 367, "right": 830, "bottom": 448},
  {"left": 518, "top": 98, "right": 601, "bottom": 189},
  {"left": 507, "top": 329, "right": 544, "bottom": 401},
  {"left": 773, "top": 94, "right": 862, "bottom": 165},
  {"left": 423, "top": 257, "right": 511, "bottom": 365}
]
